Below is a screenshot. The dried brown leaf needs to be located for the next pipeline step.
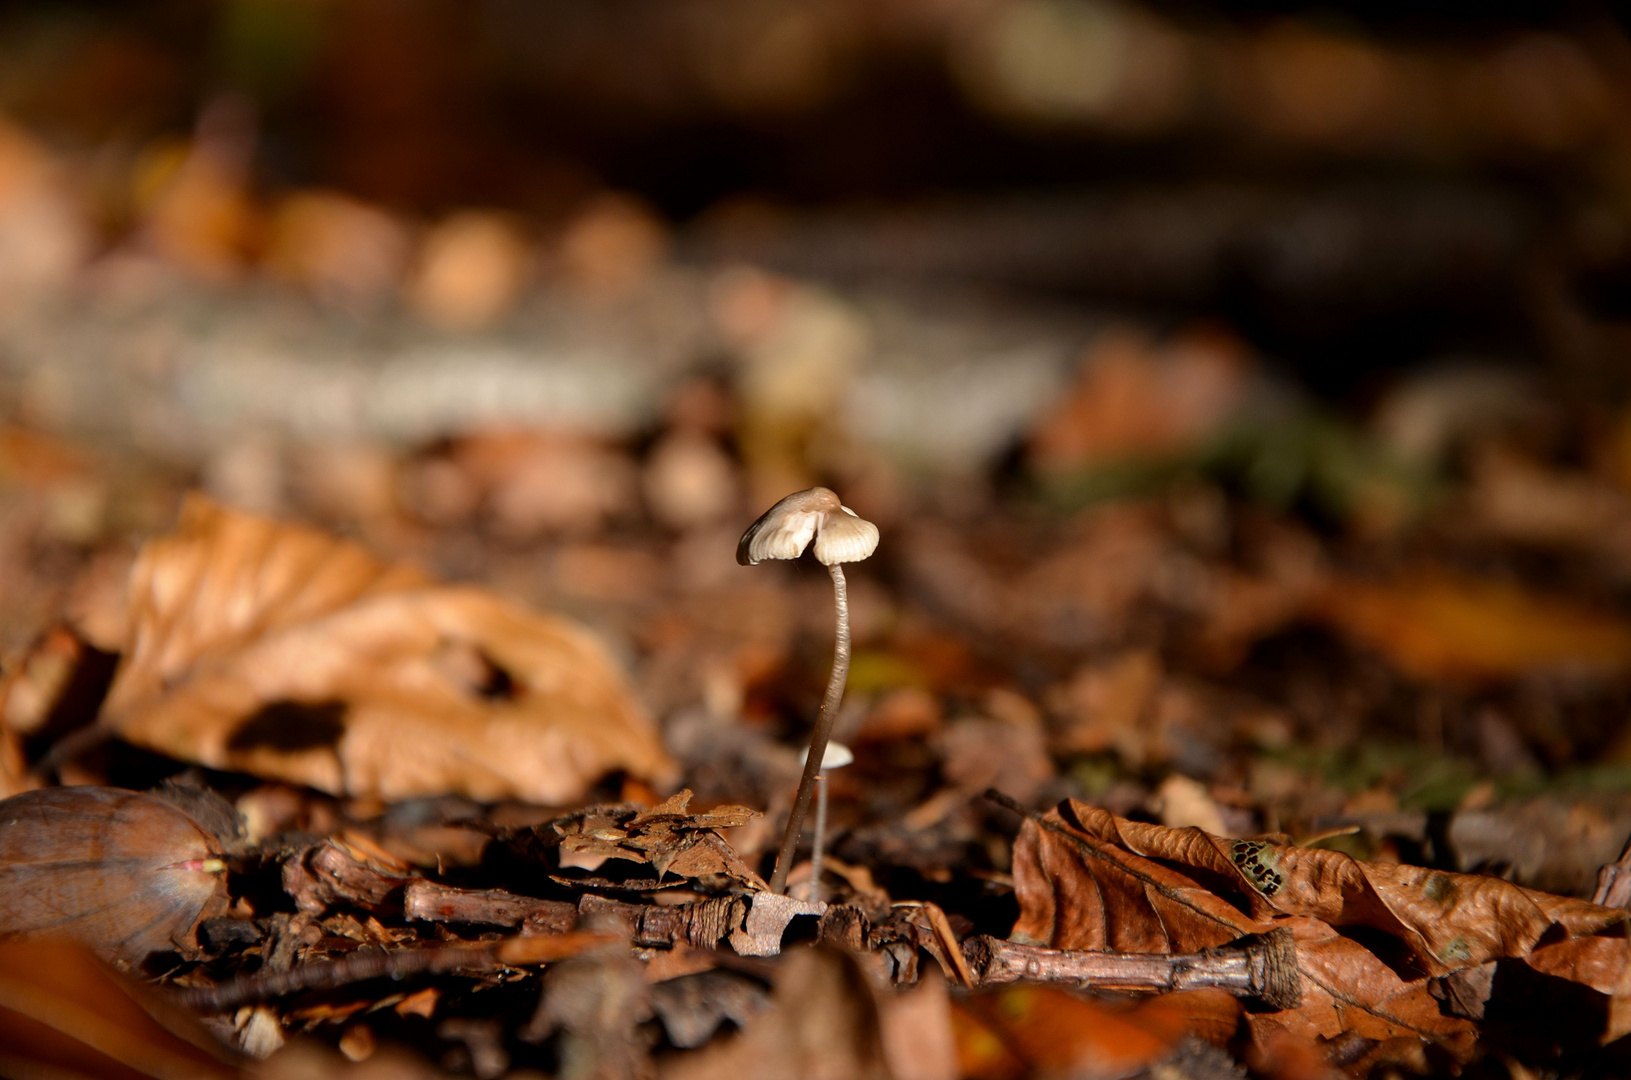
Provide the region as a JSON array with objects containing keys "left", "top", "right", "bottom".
[
  {"left": 554, "top": 791, "right": 765, "bottom": 889},
  {"left": 1004, "top": 799, "right": 1631, "bottom": 1049},
  {"left": 97, "top": 497, "right": 673, "bottom": 802},
  {"left": 1523, "top": 936, "right": 1631, "bottom": 1042}
]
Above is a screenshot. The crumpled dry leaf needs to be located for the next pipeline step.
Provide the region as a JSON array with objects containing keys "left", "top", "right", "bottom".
[
  {"left": 1462, "top": 446, "right": 1631, "bottom": 580},
  {"left": 554, "top": 790, "right": 765, "bottom": 890},
  {"left": 1010, "top": 799, "right": 1626, "bottom": 1052},
  {"left": 93, "top": 497, "right": 673, "bottom": 802},
  {"left": 1519, "top": 935, "right": 1631, "bottom": 1043},
  {"left": 0, "top": 786, "right": 230, "bottom": 966},
  {"left": 263, "top": 190, "right": 410, "bottom": 311}
]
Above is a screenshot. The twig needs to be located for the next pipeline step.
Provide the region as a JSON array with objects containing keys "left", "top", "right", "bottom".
[
  {"left": 980, "top": 787, "right": 1032, "bottom": 820},
  {"left": 577, "top": 894, "right": 747, "bottom": 950},
  {"left": 175, "top": 931, "right": 618, "bottom": 1014},
  {"left": 404, "top": 880, "right": 577, "bottom": 933},
  {"left": 962, "top": 930, "right": 1302, "bottom": 1011}
]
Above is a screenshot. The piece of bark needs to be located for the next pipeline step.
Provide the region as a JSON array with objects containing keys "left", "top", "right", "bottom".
[
  {"left": 960, "top": 929, "right": 1302, "bottom": 1011},
  {"left": 283, "top": 840, "right": 410, "bottom": 916},
  {"left": 403, "top": 880, "right": 577, "bottom": 933},
  {"left": 728, "top": 892, "right": 827, "bottom": 958},
  {"left": 578, "top": 894, "right": 747, "bottom": 950},
  {"left": 818, "top": 903, "right": 871, "bottom": 952}
]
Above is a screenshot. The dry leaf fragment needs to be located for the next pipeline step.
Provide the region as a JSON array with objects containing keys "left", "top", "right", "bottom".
[
  {"left": 452, "top": 431, "right": 640, "bottom": 540},
  {"left": 96, "top": 497, "right": 672, "bottom": 803},
  {"left": 729, "top": 892, "right": 827, "bottom": 957},
  {"left": 140, "top": 100, "right": 259, "bottom": 282},
  {"left": 0, "top": 786, "right": 230, "bottom": 966},
  {"left": 554, "top": 791, "right": 765, "bottom": 888}
]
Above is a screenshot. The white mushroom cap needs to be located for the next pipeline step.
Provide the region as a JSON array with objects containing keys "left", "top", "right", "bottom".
[
  {"left": 737, "top": 487, "right": 879, "bottom": 567},
  {"left": 813, "top": 508, "right": 879, "bottom": 566},
  {"left": 798, "top": 740, "right": 855, "bottom": 769}
]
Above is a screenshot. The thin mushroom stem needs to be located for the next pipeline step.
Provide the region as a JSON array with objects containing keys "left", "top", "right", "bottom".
[
  {"left": 769, "top": 563, "right": 849, "bottom": 895},
  {"left": 810, "top": 772, "right": 828, "bottom": 903}
]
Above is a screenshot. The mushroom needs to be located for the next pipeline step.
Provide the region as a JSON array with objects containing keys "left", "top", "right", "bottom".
[
  {"left": 797, "top": 740, "right": 854, "bottom": 903},
  {"left": 737, "top": 487, "right": 878, "bottom": 894}
]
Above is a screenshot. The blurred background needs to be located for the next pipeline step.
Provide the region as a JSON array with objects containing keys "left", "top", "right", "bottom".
[{"left": 6, "top": 0, "right": 1631, "bottom": 882}]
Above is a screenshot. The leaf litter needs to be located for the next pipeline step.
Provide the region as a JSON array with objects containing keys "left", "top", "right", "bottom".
[{"left": 9, "top": 402, "right": 1631, "bottom": 1077}]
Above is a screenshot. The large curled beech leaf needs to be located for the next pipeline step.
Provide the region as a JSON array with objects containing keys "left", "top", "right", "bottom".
[
  {"left": 0, "top": 787, "right": 230, "bottom": 967},
  {"left": 93, "top": 496, "right": 674, "bottom": 803},
  {"left": 1010, "top": 799, "right": 1627, "bottom": 1055}
]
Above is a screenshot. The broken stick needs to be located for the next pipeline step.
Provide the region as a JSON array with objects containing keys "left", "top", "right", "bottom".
[
  {"left": 961, "top": 930, "right": 1302, "bottom": 1011},
  {"left": 175, "top": 931, "right": 618, "bottom": 1014}
]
